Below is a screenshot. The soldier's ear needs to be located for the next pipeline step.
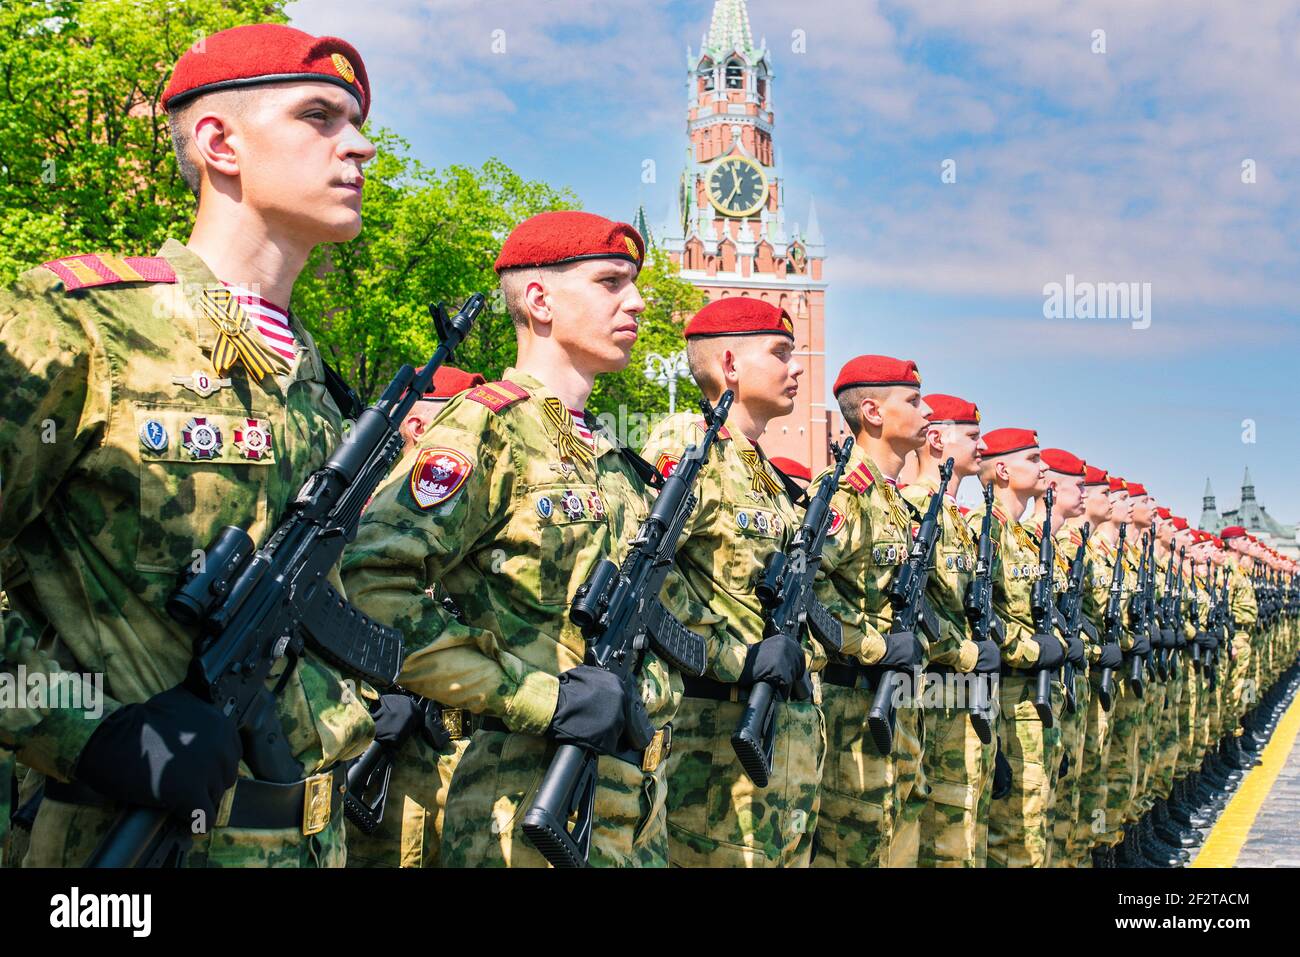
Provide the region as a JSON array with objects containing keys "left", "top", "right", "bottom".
[
  {"left": 926, "top": 426, "right": 944, "bottom": 455},
  {"left": 720, "top": 348, "right": 739, "bottom": 387},
  {"left": 192, "top": 114, "right": 241, "bottom": 183}
]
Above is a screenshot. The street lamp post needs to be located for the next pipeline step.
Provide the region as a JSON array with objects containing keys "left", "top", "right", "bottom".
[{"left": 643, "top": 349, "right": 691, "bottom": 415}]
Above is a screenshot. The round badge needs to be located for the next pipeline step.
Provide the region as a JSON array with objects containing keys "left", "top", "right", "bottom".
[
  {"left": 886, "top": 545, "right": 898, "bottom": 563},
  {"left": 736, "top": 511, "right": 750, "bottom": 530},
  {"left": 587, "top": 491, "right": 606, "bottom": 521},
  {"left": 772, "top": 515, "right": 783, "bottom": 536},
  {"left": 233, "top": 418, "right": 272, "bottom": 460},
  {"left": 561, "top": 489, "right": 585, "bottom": 521},
  {"left": 536, "top": 495, "right": 554, "bottom": 519},
  {"left": 1011, "top": 566, "right": 1021, "bottom": 579},
  {"left": 756, "top": 512, "right": 770, "bottom": 533},
  {"left": 180, "top": 416, "right": 222, "bottom": 460},
  {"left": 946, "top": 555, "right": 955, "bottom": 570},
  {"left": 139, "top": 419, "right": 168, "bottom": 453}
]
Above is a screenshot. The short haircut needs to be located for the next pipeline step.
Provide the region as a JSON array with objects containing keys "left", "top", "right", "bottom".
[
  {"left": 836, "top": 384, "right": 889, "bottom": 433},
  {"left": 167, "top": 88, "right": 252, "bottom": 200},
  {"left": 685, "top": 337, "right": 725, "bottom": 397},
  {"left": 499, "top": 264, "right": 565, "bottom": 329}
]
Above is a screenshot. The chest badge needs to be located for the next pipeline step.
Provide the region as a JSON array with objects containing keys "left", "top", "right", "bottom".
[
  {"left": 560, "top": 489, "right": 585, "bottom": 521},
  {"left": 736, "top": 511, "right": 750, "bottom": 530},
  {"left": 138, "top": 419, "right": 168, "bottom": 453},
  {"left": 172, "top": 370, "right": 232, "bottom": 398},
  {"left": 536, "top": 495, "right": 554, "bottom": 519},
  {"left": 587, "top": 491, "right": 606, "bottom": 521},
  {"left": 233, "top": 418, "right": 272, "bottom": 460},
  {"left": 755, "top": 511, "right": 770, "bottom": 534},
  {"left": 180, "top": 416, "right": 223, "bottom": 460}
]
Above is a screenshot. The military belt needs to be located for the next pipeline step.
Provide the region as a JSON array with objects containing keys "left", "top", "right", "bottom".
[
  {"left": 46, "top": 765, "right": 347, "bottom": 836},
  {"left": 681, "top": 675, "right": 751, "bottom": 702},
  {"left": 475, "top": 715, "right": 673, "bottom": 772},
  {"left": 821, "top": 661, "right": 886, "bottom": 691},
  {"left": 437, "top": 706, "right": 475, "bottom": 741}
]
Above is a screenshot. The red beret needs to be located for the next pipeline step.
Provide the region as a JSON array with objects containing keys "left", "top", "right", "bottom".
[
  {"left": 981, "top": 428, "right": 1038, "bottom": 458},
  {"left": 1171, "top": 516, "right": 1189, "bottom": 530},
  {"left": 833, "top": 355, "right": 921, "bottom": 395},
  {"left": 1211, "top": 536, "right": 1225, "bottom": 549},
  {"left": 1084, "top": 465, "right": 1109, "bottom": 486},
  {"left": 769, "top": 457, "right": 811, "bottom": 481},
  {"left": 1108, "top": 476, "right": 1127, "bottom": 493},
  {"left": 419, "top": 365, "right": 486, "bottom": 400},
  {"left": 1220, "top": 525, "right": 1247, "bottom": 540},
  {"left": 1155, "top": 506, "right": 1171, "bottom": 519},
  {"left": 163, "top": 24, "right": 370, "bottom": 120},
  {"left": 924, "top": 393, "right": 979, "bottom": 425},
  {"left": 1041, "top": 448, "right": 1085, "bottom": 476},
  {"left": 684, "top": 297, "right": 793, "bottom": 341},
  {"left": 494, "top": 211, "right": 644, "bottom": 274},
  {"left": 1126, "top": 482, "right": 1148, "bottom": 497}
]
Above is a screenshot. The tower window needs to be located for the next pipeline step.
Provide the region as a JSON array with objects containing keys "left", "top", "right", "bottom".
[{"left": 726, "top": 60, "right": 744, "bottom": 89}]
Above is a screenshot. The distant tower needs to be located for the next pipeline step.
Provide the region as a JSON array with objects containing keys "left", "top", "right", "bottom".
[
  {"left": 657, "top": 0, "right": 836, "bottom": 470},
  {"left": 1200, "top": 477, "right": 1222, "bottom": 531},
  {"left": 1238, "top": 466, "right": 1263, "bottom": 530}
]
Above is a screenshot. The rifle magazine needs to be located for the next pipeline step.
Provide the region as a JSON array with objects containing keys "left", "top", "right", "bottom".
[
  {"left": 647, "top": 601, "right": 708, "bottom": 677},
  {"left": 302, "top": 582, "right": 405, "bottom": 688}
]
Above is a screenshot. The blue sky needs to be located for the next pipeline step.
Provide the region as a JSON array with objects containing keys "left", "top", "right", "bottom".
[{"left": 288, "top": 0, "right": 1300, "bottom": 527}]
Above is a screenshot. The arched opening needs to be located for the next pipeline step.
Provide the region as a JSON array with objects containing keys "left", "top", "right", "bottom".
[{"left": 725, "top": 59, "right": 744, "bottom": 90}]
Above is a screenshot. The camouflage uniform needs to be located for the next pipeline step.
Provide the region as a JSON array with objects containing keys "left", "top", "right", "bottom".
[
  {"left": 1132, "top": 550, "right": 1169, "bottom": 822},
  {"left": 1103, "top": 537, "right": 1144, "bottom": 842},
  {"left": 0, "top": 241, "right": 375, "bottom": 867},
  {"left": 641, "top": 412, "right": 823, "bottom": 868},
  {"left": 811, "top": 448, "right": 936, "bottom": 868},
  {"left": 1049, "top": 524, "right": 1092, "bottom": 867},
  {"left": 1174, "top": 567, "right": 1208, "bottom": 783},
  {"left": 1226, "top": 560, "right": 1258, "bottom": 733},
  {"left": 966, "top": 504, "right": 1067, "bottom": 868},
  {"left": 901, "top": 479, "right": 993, "bottom": 868},
  {"left": 342, "top": 371, "right": 679, "bottom": 868}
]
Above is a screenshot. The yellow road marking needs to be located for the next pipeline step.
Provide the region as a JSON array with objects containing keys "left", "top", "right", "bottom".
[{"left": 1192, "top": 691, "right": 1300, "bottom": 867}]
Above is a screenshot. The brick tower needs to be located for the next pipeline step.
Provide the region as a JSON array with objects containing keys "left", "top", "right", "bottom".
[{"left": 657, "top": 0, "right": 838, "bottom": 471}]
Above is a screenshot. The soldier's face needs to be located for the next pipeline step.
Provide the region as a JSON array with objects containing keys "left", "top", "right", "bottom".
[
  {"left": 730, "top": 334, "right": 801, "bottom": 418},
  {"left": 938, "top": 424, "right": 983, "bottom": 477},
  {"left": 235, "top": 83, "right": 375, "bottom": 244},
  {"left": 1005, "top": 448, "right": 1047, "bottom": 494},
  {"left": 1049, "top": 474, "right": 1086, "bottom": 518},
  {"left": 547, "top": 259, "right": 645, "bottom": 373},
  {"left": 877, "top": 387, "right": 929, "bottom": 451},
  {"left": 1109, "top": 490, "right": 1131, "bottom": 522},
  {"left": 1130, "top": 495, "right": 1153, "bottom": 525},
  {"left": 1084, "top": 486, "right": 1113, "bottom": 525}
]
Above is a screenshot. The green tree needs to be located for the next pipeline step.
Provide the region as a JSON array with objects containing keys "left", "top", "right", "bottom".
[{"left": 0, "top": 0, "right": 289, "bottom": 283}]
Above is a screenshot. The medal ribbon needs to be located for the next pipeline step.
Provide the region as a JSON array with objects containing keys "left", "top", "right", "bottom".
[
  {"left": 542, "top": 397, "right": 594, "bottom": 468},
  {"left": 739, "top": 448, "right": 785, "bottom": 498},
  {"left": 201, "top": 287, "right": 287, "bottom": 380}
]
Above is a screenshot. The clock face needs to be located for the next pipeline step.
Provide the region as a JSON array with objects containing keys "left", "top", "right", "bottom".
[{"left": 706, "top": 156, "right": 768, "bottom": 217}]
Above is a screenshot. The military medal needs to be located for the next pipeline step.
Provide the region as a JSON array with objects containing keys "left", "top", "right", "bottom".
[
  {"left": 587, "top": 491, "right": 605, "bottom": 521},
  {"left": 536, "top": 495, "right": 554, "bottom": 519},
  {"left": 560, "top": 489, "right": 585, "bottom": 520},
  {"left": 171, "top": 370, "right": 232, "bottom": 398},
  {"left": 886, "top": 544, "right": 898, "bottom": 563},
  {"left": 755, "top": 511, "right": 770, "bottom": 533},
  {"left": 946, "top": 555, "right": 955, "bottom": 570},
  {"left": 736, "top": 511, "right": 750, "bottom": 530},
  {"left": 139, "top": 419, "right": 168, "bottom": 453},
  {"left": 550, "top": 462, "right": 577, "bottom": 480},
  {"left": 180, "top": 416, "right": 222, "bottom": 459},
  {"left": 233, "top": 418, "right": 272, "bottom": 460}
]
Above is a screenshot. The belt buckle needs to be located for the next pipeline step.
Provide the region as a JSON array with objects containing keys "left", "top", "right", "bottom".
[
  {"left": 302, "top": 772, "right": 333, "bottom": 836},
  {"left": 641, "top": 724, "right": 672, "bottom": 773},
  {"left": 442, "top": 708, "right": 466, "bottom": 739}
]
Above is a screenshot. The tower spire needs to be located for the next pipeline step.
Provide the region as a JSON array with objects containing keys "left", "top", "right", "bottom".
[
  {"left": 1200, "top": 477, "right": 1222, "bottom": 532},
  {"left": 704, "top": 0, "right": 757, "bottom": 60}
]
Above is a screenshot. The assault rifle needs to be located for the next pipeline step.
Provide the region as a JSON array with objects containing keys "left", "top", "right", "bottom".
[
  {"left": 961, "top": 481, "right": 1002, "bottom": 744},
  {"left": 1056, "top": 522, "right": 1092, "bottom": 716},
  {"left": 1097, "top": 522, "right": 1127, "bottom": 711},
  {"left": 1029, "top": 487, "right": 1058, "bottom": 725},
  {"left": 732, "top": 437, "right": 853, "bottom": 786},
  {"left": 87, "top": 293, "right": 486, "bottom": 868},
  {"left": 520, "top": 392, "right": 731, "bottom": 867}
]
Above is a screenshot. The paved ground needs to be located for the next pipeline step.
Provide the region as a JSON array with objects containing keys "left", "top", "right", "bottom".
[{"left": 1235, "top": 729, "right": 1300, "bottom": 867}]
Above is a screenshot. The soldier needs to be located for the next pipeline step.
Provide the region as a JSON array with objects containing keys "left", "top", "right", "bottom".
[
  {"left": 1031, "top": 448, "right": 1092, "bottom": 868},
  {"left": 808, "top": 355, "right": 933, "bottom": 868},
  {"left": 1221, "top": 526, "right": 1261, "bottom": 774},
  {"left": 345, "top": 363, "right": 484, "bottom": 869},
  {"left": 902, "top": 394, "right": 1000, "bottom": 867},
  {"left": 640, "top": 297, "right": 822, "bottom": 868},
  {"left": 343, "top": 210, "right": 678, "bottom": 868},
  {"left": 968, "top": 427, "right": 1067, "bottom": 868},
  {"left": 0, "top": 23, "right": 381, "bottom": 867}
]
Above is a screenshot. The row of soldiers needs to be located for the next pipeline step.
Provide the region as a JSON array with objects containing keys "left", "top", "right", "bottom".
[{"left": 2, "top": 22, "right": 1297, "bottom": 869}]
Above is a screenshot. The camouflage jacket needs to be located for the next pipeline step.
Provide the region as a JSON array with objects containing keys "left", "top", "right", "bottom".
[
  {"left": 0, "top": 240, "right": 372, "bottom": 780},
  {"left": 901, "top": 476, "right": 979, "bottom": 671},
  {"left": 812, "top": 444, "right": 956, "bottom": 667},
  {"left": 1226, "top": 557, "right": 1259, "bottom": 629},
  {"left": 641, "top": 411, "right": 803, "bottom": 683},
  {"left": 341, "top": 369, "right": 680, "bottom": 732}
]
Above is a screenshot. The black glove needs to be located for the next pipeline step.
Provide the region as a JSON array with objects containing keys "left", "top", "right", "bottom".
[
  {"left": 1160, "top": 627, "right": 1177, "bottom": 649},
  {"left": 1172, "top": 628, "right": 1189, "bottom": 649},
  {"left": 1129, "top": 630, "right": 1152, "bottom": 657},
  {"left": 1065, "top": 634, "right": 1086, "bottom": 668},
  {"left": 1029, "top": 634, "right": 1065, "bottom": 672},
  {"left": 1095, "top": 643, "right": 1124, "bottom": 670},
  {"left": 548, "top": 666, "right": 652, "bottom": 755},
  {"left": 878, "top": 630, "right": 924, "bottom": 670},
  {"left": 739, "top": 633, "right": 806, "bottom": 697},
  {"left": 371, "top": 694, "right": 424, "bottom": 748},
  {"left": 974, "top": 639, "right": 1002, "bottom": 674},
  {"left": 992, "top": 747, "right": 1012, "bottom": 800},
  {"left": 74, "top": 685, "right": 242, "bottom": 824},
  {"left": 1195, "top": 631, "right": 1219, "bottom": 652}
]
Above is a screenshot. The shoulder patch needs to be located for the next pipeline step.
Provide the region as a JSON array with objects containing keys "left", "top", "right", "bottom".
[
  {"left": 41, "top": 254, "right": 176, "bottom": 291},
  {"left": 692, "top": 418, "right": 730, "bottom": 440},
  {"left": 845, "top": 463, "right": 874, "bottom": 494},
  {"left": 465, "top": 380, "right": 529, "bottom": 413},
  {"left": 409, "top": 447, "right": 473, "bottom": 510},
  {"left": 828, "top": 506, "right": 846, "bottom": 536},
  {"left": 655, "top": 453, "right": 681, "bottom": 478}
]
